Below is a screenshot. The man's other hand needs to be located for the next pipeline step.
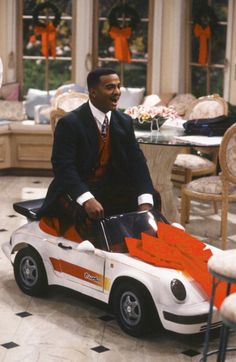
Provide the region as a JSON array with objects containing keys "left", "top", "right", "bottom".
[
  {"left": 138, "top": 203, "right": 153, "bottom": 212},
  {"left": 83, "top": 198, "right": 104, "bottom": 219}
]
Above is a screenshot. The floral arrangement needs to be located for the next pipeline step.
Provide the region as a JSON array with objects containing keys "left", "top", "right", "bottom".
[{"left": 125, "top": 105, "right": 178, "bottom": 123}]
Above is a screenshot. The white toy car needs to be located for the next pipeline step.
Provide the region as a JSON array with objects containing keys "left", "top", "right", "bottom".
[{"left": 2, "top": 199, "right": 221, "bottom": 337}]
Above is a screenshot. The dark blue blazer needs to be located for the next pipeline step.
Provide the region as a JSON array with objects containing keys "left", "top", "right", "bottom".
[{"left": 39, "top": 102, "right": 155, "bottom": 215}]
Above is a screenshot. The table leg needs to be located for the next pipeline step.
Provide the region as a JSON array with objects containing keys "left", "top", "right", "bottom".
[{"left": 140, "top": 144, "right": 182, "bottom": 223}]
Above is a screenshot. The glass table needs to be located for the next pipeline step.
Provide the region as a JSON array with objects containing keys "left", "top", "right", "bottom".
[{"left": 135, "top": 126, "right": 222, "bottom": 223}]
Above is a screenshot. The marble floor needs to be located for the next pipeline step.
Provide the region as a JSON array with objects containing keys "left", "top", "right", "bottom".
[{"left": 0, "top": 176, "right": 236, "bottom": 362}]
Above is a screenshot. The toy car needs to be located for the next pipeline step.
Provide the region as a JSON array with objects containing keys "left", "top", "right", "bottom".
[{"left": 2, "top": 199, "right": 221, "bottom": 337}]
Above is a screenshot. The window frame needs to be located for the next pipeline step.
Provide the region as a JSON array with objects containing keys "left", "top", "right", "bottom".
[
  {"left": 92, "top": 0, "right": 154, "bottom": 93},
  {"left": 186, "top": 0, "right": 231, "bottom": 98},
  {"left": 16, "top": 0, "right": 76, "bottom": 96}
]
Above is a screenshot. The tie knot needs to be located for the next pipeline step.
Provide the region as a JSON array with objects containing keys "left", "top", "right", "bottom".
[{"left": 101, "top": 115, "right": 109, "bottom": 140}]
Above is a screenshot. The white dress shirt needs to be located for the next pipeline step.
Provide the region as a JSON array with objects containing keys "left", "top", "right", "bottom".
[{"left": 76, "top": 101, "right": 153, "bottom": 207}]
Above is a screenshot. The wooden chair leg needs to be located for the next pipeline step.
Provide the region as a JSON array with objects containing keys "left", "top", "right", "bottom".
[
  {"left": 220, "top": 186, "right": 229, "bottom": 250},
  {"left": 181, "top": 188, "right": 190, "bottom": 226},
  {"left": 213, "top": 201, "right": 218, "bottom": 214}
]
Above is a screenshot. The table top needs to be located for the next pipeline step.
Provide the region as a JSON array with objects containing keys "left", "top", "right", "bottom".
[{"left": 135, "top": 126, "right": 222, "bottom": 147}]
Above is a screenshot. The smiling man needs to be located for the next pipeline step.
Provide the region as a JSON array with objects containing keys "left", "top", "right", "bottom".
[{"left": 39, "top": 68, "right": 161, "bottom": 224}]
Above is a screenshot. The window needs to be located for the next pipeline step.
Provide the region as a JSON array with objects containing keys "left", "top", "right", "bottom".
[
  {"left": 18, "top": 0, "right": 74, "bottom": 95},
  {"left": 188, "top": 0, "right": 229, "bottom": 97},
  {"left": 93, "top": 0, "right": 152, "bottom": 90}
]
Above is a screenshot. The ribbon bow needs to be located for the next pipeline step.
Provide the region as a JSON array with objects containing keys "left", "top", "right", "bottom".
[
  {"left": 194, "top": 23, "right": 211, "bottom": 65},
  {"left": 34, "top": 21, "right": 57, "bottom": 58},
  {"left": 109, "top": 26, "right": 132, "bottom": 63}
]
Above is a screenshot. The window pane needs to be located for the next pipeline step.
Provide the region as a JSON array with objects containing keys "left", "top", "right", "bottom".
[
  {"left": 210, "top": 68, "right": 224, "bottom": 95},
  {"left": 191, "top": 67, "right": 207, "bottom": 97},
  {"left": 23, "top": 59, "right": 71, "bottom": 95},
  {"left": 23, "top": 0, "right": 72, "bottom": 16},
  {"left": 211, "top": 24, "right": 226, "bottom": 64},
  {"left": 212, "top": 0, "right": 228, "bottom": 21},
  {"left": 123, "top": 63, "right": 147, "bottom": 88}
]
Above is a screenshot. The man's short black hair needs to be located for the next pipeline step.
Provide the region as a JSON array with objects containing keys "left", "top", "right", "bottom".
[{"left": 87, "top": 67, "right": 118, "bottom": 89}]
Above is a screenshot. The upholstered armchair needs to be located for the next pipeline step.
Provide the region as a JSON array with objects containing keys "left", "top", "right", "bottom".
[
  {"left": 180, "top": 123, "right": 236, "bottom": 250},
  {"left": 50, "top": 91, "right": 88, "bottom": 132},
  {"left": 171, "top": 94, "right": 228, "bottom": 185}
]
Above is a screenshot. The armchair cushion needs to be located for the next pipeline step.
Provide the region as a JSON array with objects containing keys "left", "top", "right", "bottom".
[{"left": 186, "top": 175, "right": 236, "bottom": 195}]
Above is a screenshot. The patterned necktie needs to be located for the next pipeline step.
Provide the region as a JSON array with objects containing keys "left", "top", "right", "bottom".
[{"left": 101, "top": 114, "right": 109, "bottom": 141}]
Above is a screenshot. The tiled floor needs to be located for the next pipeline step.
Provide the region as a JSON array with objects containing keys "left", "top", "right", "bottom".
[{"left": 0, "top": 176, "right": 236, "bottom": 362}]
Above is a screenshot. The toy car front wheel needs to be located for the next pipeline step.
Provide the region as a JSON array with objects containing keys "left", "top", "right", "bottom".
[
  {"left": 113, "top": 281, "right": 156, "bottom": 337},
  {"left": 14, "top": 247, "right": 48, "bottom": 296}
]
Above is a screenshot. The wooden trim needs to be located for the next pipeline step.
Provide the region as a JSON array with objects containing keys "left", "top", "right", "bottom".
[
  {"left": 147, "top": 0, "right": 154, "bottom": 94},
  {"left": 92, "top": 0, "right": 99, "bottom": 68},
  {"left": 71, "top": 0, "right": 77, "bottom": 82},
  {"left": 16, "top": 0, "right": 23, "bottom": 98}
]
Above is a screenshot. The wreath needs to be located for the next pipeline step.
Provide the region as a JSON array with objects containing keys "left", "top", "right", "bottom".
[
  {"left": 32, "top": 1, "right": 61, "bottom": 28},
  {"left": 193, "top": 3, "right": 218, "bottom": 35},
  {"left": 108, "top": 4, "right": 140, "bottom": 30},
  {"left": 192, "top": 3, "right": 218, "bottom": 65}
]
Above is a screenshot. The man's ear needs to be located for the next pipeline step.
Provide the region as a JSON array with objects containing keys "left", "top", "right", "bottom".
[{"left": 90, "top": 88, "right": 96, "bottom": 99}]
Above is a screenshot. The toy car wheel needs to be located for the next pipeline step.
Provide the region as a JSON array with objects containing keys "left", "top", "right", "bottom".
[
  {"left": 14, "top": 246, "right": 48, "bottom": 296},
  {"left": 113, "top": 281, "right": 156, "bottom": 337}
]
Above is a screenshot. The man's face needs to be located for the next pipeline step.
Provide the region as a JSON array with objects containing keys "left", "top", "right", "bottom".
[{"left": 90, "top": 73, "right": 121, "bottom": 113}]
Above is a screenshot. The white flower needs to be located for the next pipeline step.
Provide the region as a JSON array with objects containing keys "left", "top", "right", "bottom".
[{"left": 125, "top": 105, "right": 178, "bottom": 122}]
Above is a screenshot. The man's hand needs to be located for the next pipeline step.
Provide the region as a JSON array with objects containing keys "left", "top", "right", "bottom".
[
  {"left": 138, "top": 203, "right": 153, "bottom": 212},
  {"left": 83, "top": 198, "right": 104, "bottom": 220}
]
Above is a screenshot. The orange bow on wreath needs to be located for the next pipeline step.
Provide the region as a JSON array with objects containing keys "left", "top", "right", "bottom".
[
  {"left": 194, "top": 23, "right": 211, "bottom": 65},
  {"left": 34, "top": 21, "right": 57, "bottom": 58},
  {"left": 109, "top": 26, "right": 132, "bottom": 63}
]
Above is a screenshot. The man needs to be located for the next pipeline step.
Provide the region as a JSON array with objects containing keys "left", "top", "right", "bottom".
[{"left": 38, "top": 68, "right": 161, "bottom": 224}]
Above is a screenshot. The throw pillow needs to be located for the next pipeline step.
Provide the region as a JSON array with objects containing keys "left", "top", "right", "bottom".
[
  {"left": 0, "top": 82, "right": 20, "bottom": 101},
  {"left": 117, "top": 87, "right": 145, "bottom": 109},
  {"left": 0, "top": 100, "right": 25, "bottom": 121},
  {"left": 25, "top": 88, "right": 56, "bottom": 119}
]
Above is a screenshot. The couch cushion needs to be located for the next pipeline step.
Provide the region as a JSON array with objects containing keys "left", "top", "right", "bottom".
[
  {"left": 25, "top": 88, "right": 56, "bottom": 119},
  {"left": 117, "top": 87, "right": 145, "bottom": 109},
  {"left": 0, "top": 100, "right": 25, "bottom": 121}
]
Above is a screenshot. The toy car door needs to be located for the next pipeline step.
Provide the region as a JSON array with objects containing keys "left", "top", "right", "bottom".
[{"left": 53, "top": 237, "right": 106, "bottom": 292}]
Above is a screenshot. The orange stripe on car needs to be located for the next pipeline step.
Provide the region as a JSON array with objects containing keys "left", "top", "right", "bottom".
[{"left": 50, "top": 257, "right": 110, "bottom": 289}]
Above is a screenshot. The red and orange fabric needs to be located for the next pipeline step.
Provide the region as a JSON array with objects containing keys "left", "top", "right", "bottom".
[
  {"left": 194, "top": 23, "right": 211, "bottom": 65},
  {"left": 34, "top": 21, "right": 57, "bottom": 58},
  {"left": 125, "top": 222, "right": 236, "bottom": 309},
  {"left": 109, "top": 26, "right": 132, "bottom": 63}
]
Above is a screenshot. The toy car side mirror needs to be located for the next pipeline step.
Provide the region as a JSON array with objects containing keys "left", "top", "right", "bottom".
[{"left": 76, "top": 240, "right": 95, "bottom": 253}]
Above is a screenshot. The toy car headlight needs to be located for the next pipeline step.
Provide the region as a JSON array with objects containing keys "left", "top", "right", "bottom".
[{"left": 170, "top": 279, "right": 186, "bottom": 302}]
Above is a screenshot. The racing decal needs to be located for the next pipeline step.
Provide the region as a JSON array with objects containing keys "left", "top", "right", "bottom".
[{"left": 50, "top": 257, "right": 110, "bottom": 289}]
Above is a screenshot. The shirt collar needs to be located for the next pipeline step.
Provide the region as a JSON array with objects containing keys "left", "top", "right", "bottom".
[{"left": 89, "top": 100, "right": 111, "bottom": 125}]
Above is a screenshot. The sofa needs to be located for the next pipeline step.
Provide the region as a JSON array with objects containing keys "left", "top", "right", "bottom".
[{"left": 0, "top": 82, "right": 196, "bottom": 174}]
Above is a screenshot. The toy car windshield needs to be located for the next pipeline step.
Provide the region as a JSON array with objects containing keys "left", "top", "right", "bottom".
[{"left": 100, "top": 209, "right": 167, "bottom": 253}]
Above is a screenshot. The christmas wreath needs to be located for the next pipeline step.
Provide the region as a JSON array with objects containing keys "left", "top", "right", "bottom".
[
  {"left": 108, "top": 4, "right": 140, "bottom": 30},
  {"left": 192, "top": 3, "right": 218, "bottom": 65},
  {"left": 108, "top": 4, "right": 140, "bottom": 64},
  {"left": 32, "top": 1, "right": 61, "bottom": 28},
  {"left": 31, "top": 1, "right": 61, "bottom": 58}
]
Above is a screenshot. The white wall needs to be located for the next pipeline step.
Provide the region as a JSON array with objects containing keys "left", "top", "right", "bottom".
[
  {"left": 0, "top": 0, "right": 16, "bottom": 83},
  {"left": 74, "top": 0, "right": 93, "bottom": 88}
]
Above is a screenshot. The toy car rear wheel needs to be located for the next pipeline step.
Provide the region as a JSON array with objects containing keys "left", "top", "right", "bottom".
[
  {"left": 14, "top": 246, "right": 48, "bottom": 296},
  {"left": 113, "top": 281, "right": 156, "bottom": 337}
]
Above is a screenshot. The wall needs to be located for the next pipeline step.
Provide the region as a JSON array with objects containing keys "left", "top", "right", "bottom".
[{"left": 0, "top": 0, "right": 16, "bottom": 83}]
